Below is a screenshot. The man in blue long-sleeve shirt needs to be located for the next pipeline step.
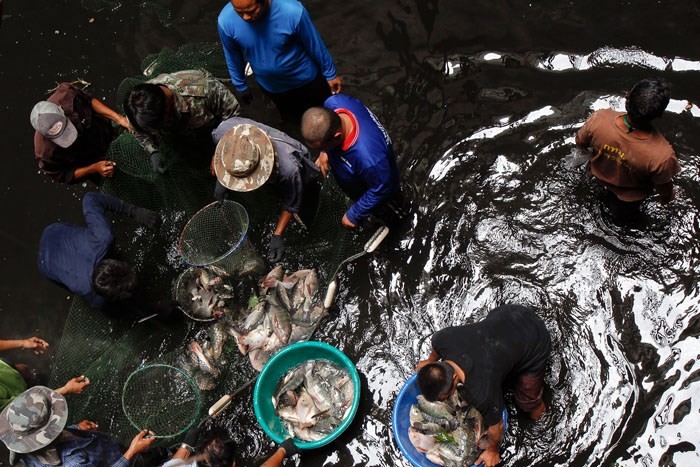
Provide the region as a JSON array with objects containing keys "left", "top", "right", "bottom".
[
  {"left": 301, "top": 94, "right": 402, "bottom": 228},
  {"left": 218, "top": 0, "right": 342, "bottom": 123},
  {"left": 38, "top": 192, "right": 161, "bottom": 317}
]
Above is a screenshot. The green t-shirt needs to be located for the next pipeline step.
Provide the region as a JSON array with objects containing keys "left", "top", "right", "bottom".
[{"left": 0, "top": 360, "right": 27, "bottom": 410}]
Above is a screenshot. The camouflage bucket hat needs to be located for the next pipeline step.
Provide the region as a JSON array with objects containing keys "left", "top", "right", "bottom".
[
  {"left": 0, "top": 386, "right": 68, "bottom": 453},
  {"left": 214, "top": 123, "right": 275, "bottom": 192}
]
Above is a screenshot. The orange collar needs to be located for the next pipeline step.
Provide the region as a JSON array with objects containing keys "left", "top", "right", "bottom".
[{"left": 335, "top": 108, "right": 359, "bottom": 151}]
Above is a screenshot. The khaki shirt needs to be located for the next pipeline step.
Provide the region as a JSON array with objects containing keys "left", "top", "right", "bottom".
[
  {"left": 133, "top": 70, "right": 240, "bottom": 155},
  {"left": 576, "top": 109, "right": 680, "bottom": 201}
]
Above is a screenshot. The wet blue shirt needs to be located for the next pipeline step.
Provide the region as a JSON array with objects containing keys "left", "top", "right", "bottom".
[
  {"left": 324, "top": 94, "right": 400, "bottom": 224},
  {"left": 37, "top": 193, "right": 132, "bottom": 311},
  {"left": 218, "top": 0, "right": 337, "bottom": 93}
]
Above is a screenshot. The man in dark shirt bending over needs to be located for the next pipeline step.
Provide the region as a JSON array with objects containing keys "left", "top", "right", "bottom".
[
  {"left": 416, "top": 304, "right": 551, "bottom": 467},
  {"left": 38, "top": 192, "right": 161, "bottom": 318}
]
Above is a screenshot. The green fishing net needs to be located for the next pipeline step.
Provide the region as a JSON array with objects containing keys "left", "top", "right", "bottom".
[
  {"left": 49, "top": 44, "right": 374, "bottom": 446},
  {"left": 122, "top": 364, "right": 201, "bottom": 438}
]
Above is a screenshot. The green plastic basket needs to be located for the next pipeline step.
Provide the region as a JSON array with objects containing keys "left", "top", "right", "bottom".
[{"left": 253, "top": 341, "right": 361, "bottom": 450}]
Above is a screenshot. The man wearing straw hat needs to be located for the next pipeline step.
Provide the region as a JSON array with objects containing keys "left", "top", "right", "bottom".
[
  {"left": 0, "top": 386, "right": 155, "bottom": 466},
  {"left": 211, "top": 117, "right": 321, "bottom": 263}
]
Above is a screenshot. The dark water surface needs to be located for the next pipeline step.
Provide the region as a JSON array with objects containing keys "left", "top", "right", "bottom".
[{"left": 2, "top": 1, "right": 700, "bottom": 466}]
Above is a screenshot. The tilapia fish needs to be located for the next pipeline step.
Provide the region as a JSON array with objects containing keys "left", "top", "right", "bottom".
[
  {"left": 408, "top": 394, "right": 486, "bottom": 466},
  {"left": 176, "top": 321, "right": 233, "bottom": 391},
  {"left": 232, "top": 266, "right": 326, "bottom": 371},
  {"left": 183, "top": 267, "right": 233, "bottom": 319},
  {"left": 274, "top": 360, "right": 354, "bottom": 442}
]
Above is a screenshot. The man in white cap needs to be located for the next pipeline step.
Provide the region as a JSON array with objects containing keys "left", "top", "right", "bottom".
[
  {"left": 31, "top": 82, "right": 130, "bottom": 184},
  {"left": 211, "top": 117, "right": 321, "bottom": 263},
  {"left": 0, "top": 386, "right": 154, "bottom": 466}
]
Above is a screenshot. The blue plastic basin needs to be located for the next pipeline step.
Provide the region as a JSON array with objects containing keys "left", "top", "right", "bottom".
[{"left": 392, "top": 373, "right": 508, "bottom": 467}]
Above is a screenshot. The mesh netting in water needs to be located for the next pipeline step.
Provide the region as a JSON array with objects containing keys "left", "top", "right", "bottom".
[
  {"left": 122, "top": 364, "right": 201, "bottom": 438},
  {"left": 50, "top": 44, "right": 377, "bottom": 446},
  {"left": 179, "top": 201, "right": 264, "bottom": 276}
]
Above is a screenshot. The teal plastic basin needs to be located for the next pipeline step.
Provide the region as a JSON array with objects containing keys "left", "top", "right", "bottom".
[{"left": 253, "top": 341, "right": 361, "bottom": 450}]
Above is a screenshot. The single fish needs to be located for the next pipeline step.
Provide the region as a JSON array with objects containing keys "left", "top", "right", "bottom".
[
  {"left": 417, "top": 395, "right": 457, "bottom": 419},
  {"left": 188, "top": 341, "right": 220, "bottom": 378},
  {"left": 269, "top": 302, "right": 292, "bottom": 344},
  {"left": 240, "top": 326, "right": 270, "bottom": 350},
  {"left": 208, "top": 321, "right": 227, "bottom": 361},
  {"left": 408, "top": 427, "right": 437, "bottom": 453},
  {"left": 249, "top": 348, "right": 270, "bottom": 372},
  {"left": 240, "top": 301, "right": 266, "bottom": 333},
  {"left": 304, "top": 363, "right": 332, "bottom": 413},
  {"left": 301, "top": 269, "right": 319, "bottom": 311},
  {"left": 275, "top": 365, "right": 306, "bottom": 401},
  {"left": 295, "top": 389, "right": 320, "bottom": 429},
  {"left": 261, "top": 265, "right": 284, "bottom": 289}
]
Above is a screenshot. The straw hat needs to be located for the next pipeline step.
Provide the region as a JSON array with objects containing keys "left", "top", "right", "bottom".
[
  {"left": 0, "top": 386, "right": 68, "bottom": 454},
  {"left": 213, "top": 124, "right": 275, "bottom": 192}
]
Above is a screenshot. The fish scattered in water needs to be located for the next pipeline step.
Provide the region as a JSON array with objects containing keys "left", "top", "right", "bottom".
[
  {"left": 231, "top": 266, "right": 327, "bottom": 371},
  {"left": 273, "top": 360, "right": 354, "bottom": 442},
  {"left": 177, "top": 321, "right": 231, "bottom": 391},
  {"left": 408, "top": 393, "right": 488, "bottom": 466},
  {"left": 183, "top": 267, "right": 233, "bottom": 320}
]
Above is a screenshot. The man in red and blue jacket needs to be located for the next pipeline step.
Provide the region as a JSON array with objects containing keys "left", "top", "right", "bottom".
[{"left": 301, "top": 94, "right": 402, "bottom": 228}]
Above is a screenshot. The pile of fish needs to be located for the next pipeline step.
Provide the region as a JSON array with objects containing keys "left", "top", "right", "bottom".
[
  {"left": 408, "top": 394, "right": 488, "bottom": 466},
  {"left": 273, "top": 360, "right": 354, "bottom": 442},
  {"left": 182, "top": 266, "right": 234, "bottom": 320},
  {"left": 177, "top": 320, "right": 230, "bottom": 391},
  {"left": 230, "top": 266, "right": 327, "bottom": 371}
]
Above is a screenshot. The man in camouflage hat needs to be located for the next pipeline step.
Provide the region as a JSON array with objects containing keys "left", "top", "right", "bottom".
[
  {"left": 124, "top": 70, "right": 241, "bottom": 174},
  {"left": 0, "top": 386, "right": 155, "bottom": 466},
  {"left": 212, "top": 117, "right": 321, "bottom": 263}
]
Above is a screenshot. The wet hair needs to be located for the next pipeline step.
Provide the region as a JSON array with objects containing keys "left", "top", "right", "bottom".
[
  {"left": 124, "top": 83, "right": 167, "bottom": 134},
  {"left": 625, "top": 78, "right": 670, "bottom": 129},
  {"left": 301, "top": 107, "right": 341, "bottom": 147},
  {"left": 417, "top": 362, "right": 454, "bottom": 401},
  {"left": 92, "top": 259, "right": 138, "bottom": 301},
  {"left": 198, "top": 428, "right": 237, "bottom": 467}
]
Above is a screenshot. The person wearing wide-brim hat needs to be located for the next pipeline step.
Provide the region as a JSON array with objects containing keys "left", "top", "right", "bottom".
[
  {"left": 211, "top": 117, "right": 322, "bottom": 263},
  {"left": 0, "top": 386, "right": 155, "bottom": 466}
]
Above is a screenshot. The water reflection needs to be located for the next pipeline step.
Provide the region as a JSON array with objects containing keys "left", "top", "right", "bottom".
[{"left": 4, "top": 0, "right": 700, "bottom": 465}]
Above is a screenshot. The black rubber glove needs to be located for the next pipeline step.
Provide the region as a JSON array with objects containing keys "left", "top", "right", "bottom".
[
  {"left": 268, "top": 234, "right": 284, "bottom": 263},
  {"left": 280, "top": 438, "right": 299, "bottom": 457},
  {"left": 131, "top": 206, "right": 162, "bottom": 230},
  {"left": 150, "top": 151, "right": 167, "bottom": 174},
  {"left": 235, "top": 89, "right": 253, "bottom": 106}
]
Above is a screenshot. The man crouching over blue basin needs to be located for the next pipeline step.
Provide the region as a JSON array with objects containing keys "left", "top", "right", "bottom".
[{"left": 416, "top": 304, "right": 551, "bottom": 467}]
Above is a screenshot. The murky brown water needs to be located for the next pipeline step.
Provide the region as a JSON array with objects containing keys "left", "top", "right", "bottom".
[{"left": 2, "top": 1, "right": 700, "bottom": 466}]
